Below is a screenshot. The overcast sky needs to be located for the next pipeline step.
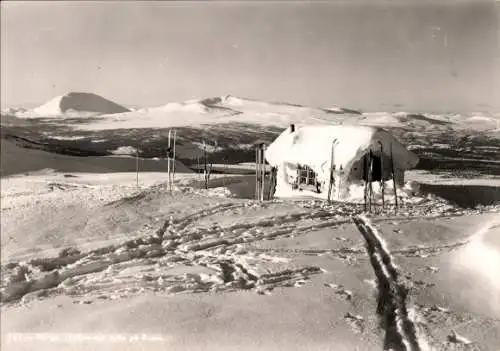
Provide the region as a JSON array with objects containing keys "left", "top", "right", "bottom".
[{"left": 1, "top": 0, "right": 499, "bottom": 112}]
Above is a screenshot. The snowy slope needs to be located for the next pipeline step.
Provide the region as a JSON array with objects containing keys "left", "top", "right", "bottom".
[{"left": 0, "top": 139, "right": 192, "bottom": 177}]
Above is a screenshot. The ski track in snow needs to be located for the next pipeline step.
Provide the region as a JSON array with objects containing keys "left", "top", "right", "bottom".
[{"left": 353, "top": 214, "right": 429, "bottom": 351}]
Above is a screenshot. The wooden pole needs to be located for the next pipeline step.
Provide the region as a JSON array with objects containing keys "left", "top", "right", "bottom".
[
  {"left": 378, "top": 141, "right": 385, "bottom": 211},
  {"left": 222, "top": 156, "right": 226, "bottom": 188},
  {"left": 327, "top": 139, "right": 337, "bottom": 204},
  {"left": 255, "top": 146, "right": 259, "bottom": 200},
  {"left": 196, "top": 156, "right": 200, "bottom": 180},
  {"left": 136, "top": 141, "right": 139, "bottom": 189},
  {"left": 268, "top": 166, "right": 277, "bottom": 200},
  {"left": 167, "top": 130, "right": 172, "bottom": 192},
  {"left": 363, "top": 154, "right": 368, "bottom": 212},
  {"left": 368, "top": 151, "right": 374, "bottom": 213},
  {"left": 390, "top": 143, "right": 398, "bottom": 214},
  {"left": 203, "top": 140, "right": 208, "bottom": 189},
  {"left": 338, "top": 165, "right": 343, "bottom": 200},
  {"left": 172, "top": 130, "right": 177, "bottom": 183},
  {"left": 260, "top": 145, "right": 265, "bottom": 201},
  {"left": 258, "top": 144, "right": 262, "bottom": 201}
]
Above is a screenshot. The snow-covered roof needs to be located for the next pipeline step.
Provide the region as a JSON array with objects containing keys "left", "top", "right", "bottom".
[{"left": 264, "top": 124, "right": 418, "bottom": 176}]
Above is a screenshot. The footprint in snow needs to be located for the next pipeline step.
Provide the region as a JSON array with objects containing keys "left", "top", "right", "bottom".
[
  {"left": 447, "top": 330, "right": 472, "bottom": 345},
  {"left": 343, "top": 312, "right": 365, "bottom": 334},
  {"left": 256, "top": 287, "right": 273, "bottom": 295},
  {"left": 324, "top": 283, "right": 353, "bottom": 301},
  {"left": 293, "top": 279, "right": 307, "bottom": 287},
  {"left": 73, "top": 300, "right": 93, "bottom": 305},
  {"left": 429, "top": 305, "right": 450, "bottom": 313},
  {"left": 422, "top": 266, "right": 439, "bottom": 273}
]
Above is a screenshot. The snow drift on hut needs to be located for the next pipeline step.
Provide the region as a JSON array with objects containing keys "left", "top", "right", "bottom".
[{"left": 264, "top": 124, "right": 419, "bottom": 201}]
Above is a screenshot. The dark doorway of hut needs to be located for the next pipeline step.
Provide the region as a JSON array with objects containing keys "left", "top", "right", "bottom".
[{"left": 363, "top": 143, "right": 398, "bottom": 214}]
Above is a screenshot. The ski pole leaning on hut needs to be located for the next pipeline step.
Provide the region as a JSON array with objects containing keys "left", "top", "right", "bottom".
[
  {"left": 255, "top": 143, "right": 266, "bottom": 201},
  {"left": 377, "top": 141, "right": 385, "bottom": 211},
  {"left": 327, "top": 139, "right": 338, "bottom": 204},
  {"left": 261, "top": 145, "right": 266, "bottom": 201},
  {"left": 268, "top": 166, "right": 277, "bottom": 200},
  {"left": 368, "top": 150, "right": 374, "bottom": 213},
  {"left": 363, "top": 154, "right": 368, "bottom": 212}
]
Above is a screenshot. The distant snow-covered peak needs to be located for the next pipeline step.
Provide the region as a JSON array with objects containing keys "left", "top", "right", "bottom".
[
  {"left": 15, "top": 92, "right": 130, "bottom": 118},
  {"left": 31, "top": 95, "right": 65, "bottom": 116},
  {"left": 220, "top": 94, "right": 245, "bottom": 106},
  {"left": 198, "top": 94, "right": 246, "bottom": 108},
  {"left": 149, "top": 101, "right": 210, "bottom": 114}
]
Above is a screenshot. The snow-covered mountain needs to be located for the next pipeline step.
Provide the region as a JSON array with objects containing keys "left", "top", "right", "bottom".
[
  {"left": 60, "top": 94, "right": 369, "bottom": 131},
  {"left": 359, "top": 111, "right": 500, "bottom": 132},
  {"left": 3, "top": 92, "right": 499, "bottom": 135},
  {"left": 6, "top": 92, "right": 130, "bottom": 118},
  {"left": 76, "top": 96, "right": 499, "bottom": 135}
]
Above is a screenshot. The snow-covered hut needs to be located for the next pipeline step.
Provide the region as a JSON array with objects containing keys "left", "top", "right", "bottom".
[{"left": 264, "top": 124, "right": 419, "bottom": 201}]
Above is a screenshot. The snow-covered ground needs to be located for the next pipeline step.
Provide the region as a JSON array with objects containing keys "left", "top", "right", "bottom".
[{"left": 1, "top": 171, "right": 499, "bottom": 351}]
